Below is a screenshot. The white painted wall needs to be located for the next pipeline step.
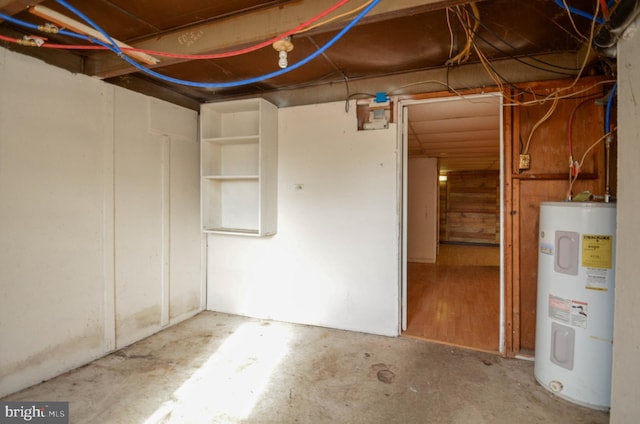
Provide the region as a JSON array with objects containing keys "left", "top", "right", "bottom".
[
  {"left": 113, "top": 89, "right": 201, "bottom": 348},
  {"left": 0, "top": 48, "right": 201, "bottom": 397},
  {"left": 610, "top": 16, "right": 640, "bottom": 424},
  {"left": 407, "top": 157, "right": 438, "bottom": 263},
  {"left": 0, "top": 47, "right": 111, "bottom": 398},
  {"left": 207, "top": 102, "right": 400, "bottom": 336}
]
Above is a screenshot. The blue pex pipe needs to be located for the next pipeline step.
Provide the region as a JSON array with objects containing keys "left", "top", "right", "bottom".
[
  {"left": 554, "top": 0, "right": 606, "bottom": 24},
  {"left": 605, "top": 82, "right": 617, "bottom": 133},
  {"left": 0, "top": 11, "right": 119, "bottom": 47},
  {"left": 0, "top": 12, "right": 40, "bottom": 30},
  {"left": 55, "top": 0, "right": 382, "bottom": 88}
]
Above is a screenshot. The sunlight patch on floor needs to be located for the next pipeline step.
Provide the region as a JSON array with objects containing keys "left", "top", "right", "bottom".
[{"left": 142, "top": 321, "right": 291, "bottom": 423}]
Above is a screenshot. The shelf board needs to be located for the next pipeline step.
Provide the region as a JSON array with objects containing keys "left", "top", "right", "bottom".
[
  {"left": 511, "top": 172, "right": 598, "bottom": 180},
  {"left": 203, "top": 227, "right": 260, "bottom": 236},
  {"left": 203, "top": 175, "right": 259, "bottom": 180},
  {"left": 202, "top": 135, "right": 259, "bottom": 145},
  {"left": 200, "top": 98, "right": 277, "bottom": 238}
]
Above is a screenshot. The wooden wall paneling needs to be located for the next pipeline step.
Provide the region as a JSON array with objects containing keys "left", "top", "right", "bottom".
[
  {"left": 437, "top": 161, "right": 441, "bottom": 251},
  {"left": 512, "top": 179, "right": 522, "bottom": 354},
  {"left": 446, "top": 178, "right": 452, "bottom": 241},
  {"left": 503, "top": 94, "right": 516, "bottom": 355},
  {"left": 447, "top": 216, "right": 499, "bottom": 242},
  {"left": 517, "top": 176, "right": 607, "bottom": 351},
  {"left": 518, "top": 180, "right": 567, "bottom": 351},
  {"left": 444, "top": 171, "right": 500, "bottom": 244},
  {"left": 439, "top": 180, "right": 447, "bottom": 242},
  {"left": 511, "top": 77, "right": 610, "bottom": 352},
  {"left": 495, "top": 182, "right": 500, "bottom": 242}
]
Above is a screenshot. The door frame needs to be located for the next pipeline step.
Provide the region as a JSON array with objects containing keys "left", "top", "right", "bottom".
[{"left": 397, "top": 92, "right": 506, "bottom": 354}]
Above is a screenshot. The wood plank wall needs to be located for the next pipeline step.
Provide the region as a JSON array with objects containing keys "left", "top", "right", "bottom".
[
  {"left": 440, "top": 171, "right": 500, "bottom": 245},
  {"left": 439, "top": 180, "right": 447, "bottom": 241},
  {"left": 505, "top": 76, "right": 613, "bottom": 354},
  {"left": 397, "top": 77, "right": 614, "bottom": 357}
]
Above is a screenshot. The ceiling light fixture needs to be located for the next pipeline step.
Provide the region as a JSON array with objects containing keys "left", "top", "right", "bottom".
[{"left": 272, "top": 36, "right": 294, "bottom": 68}]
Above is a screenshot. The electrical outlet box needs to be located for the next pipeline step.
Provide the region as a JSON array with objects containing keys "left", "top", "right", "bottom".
[{"left": 519, "top": 153, "right": 531, "bottom": 170}]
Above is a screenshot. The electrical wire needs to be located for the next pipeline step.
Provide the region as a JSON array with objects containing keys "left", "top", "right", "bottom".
[
  {"left": 382, "top": 74, "right": 614, "bottom": 112},
  {"left": 567, "top": 95, "right": 600, "bottom": 161},
  {"left": 53, "top": 0, "right": 381, "bottom": 88},
  {"left": 446, "top": 5, "right": 583, "bottom": 84},
  {"left": 565, "top": 70, "right": 617, "bottom": 200},
  {"left": 2, "top": 0, "right": 615, "bottom": 104},
  {"left": 566, "top": 129, "right": 614, "bottom": 199},
  {"left": 446, "top": 4, "right": 480, "bottom": 66},
  {"left": 440, "top": 8, "right": 578, "bottom": 105},
  {"left": 446, "top": 3, "right": 517, "bottom": 95},
  {"left": 8, "top": 0, "right": 615, "bottom": 190},
  {"left": 296, "top": 0, "right": 374, "bottom": 34},
  {"left": 502, "top": 0, "right": 602, "bottom": 106},
  {"left": 555, "top": 0, "right": 605, "bottom": 25},
  {"left": 460, "top": 5, "right": 584, "bottom": 72},
  {"left": 387, "top": 79, "right": 470, "bottom": 99},
  {"left": 561, "top": 0, "right": 590, "bottom": 41},
  {"left": 513, "top": 79, "right": 616, "bottom": 106},
  {"left": 445, "top": 8, "right": 455, "bottom": 61},
  {"left": 522, "top": 94, "right": 559, "bottom": 154},
  {"left": 554, "top": 1, "right": 601, "bottom": 95},
  {"left": 473, "top": 41, "right": 504, "bottom": 92}
]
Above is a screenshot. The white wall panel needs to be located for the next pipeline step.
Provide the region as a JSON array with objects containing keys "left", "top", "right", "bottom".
[
  {"left": 610, "top": 16, "right": 640, "bottom": 424},
  {"left": 159, "top": 103, "right": 202, "bottom": 322},
  {"left": 114, "top": 89, "right": 202, "bottom": 348},
  {"left": 0, "top": 49, "right": 111, "bottom": 396},
  {"left": 114, "top": 89, "right": 165, "bottom": 347},
  {"left": 0, "top": 48, "right": 200, "bottom": 397},
  {"left": 407, "top": 157, "right": 438, "bottom": 263},
  {"left": 207, "top": 101, "right": 400, "bottom": 336}
]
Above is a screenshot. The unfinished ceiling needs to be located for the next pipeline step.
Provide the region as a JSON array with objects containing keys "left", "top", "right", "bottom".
[
  {"left": 407, "top": 95, "right": 501, "bottom": 172},
  {"left": 0, "top": 0, "right": 608, "bottom": 107},
  {"left": 0, "top": 0, "right": 618, "bottom": 170}
]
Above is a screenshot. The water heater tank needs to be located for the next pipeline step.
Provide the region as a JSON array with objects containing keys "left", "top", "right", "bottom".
[{"left": 534, "top": 202, "right": 616, "bottom": 410}]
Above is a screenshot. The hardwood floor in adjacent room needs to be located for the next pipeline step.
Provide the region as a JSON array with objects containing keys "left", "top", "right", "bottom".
[{"left": 403, "top": 244, "right": 500, "bottom": 352}]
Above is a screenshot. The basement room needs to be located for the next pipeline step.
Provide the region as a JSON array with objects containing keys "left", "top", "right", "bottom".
[{"left": 1, "top": 0, "right": 639, "bottom": 423}]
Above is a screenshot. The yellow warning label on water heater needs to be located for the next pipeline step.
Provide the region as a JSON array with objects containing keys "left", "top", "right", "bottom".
[{"left": 582, "top": 234, "right": 613, "bottom": 269}]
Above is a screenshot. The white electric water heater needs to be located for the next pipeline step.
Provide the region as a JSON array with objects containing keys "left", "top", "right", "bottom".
[{"left": 534, "top": 201, "right": 616, "bottom": 410}]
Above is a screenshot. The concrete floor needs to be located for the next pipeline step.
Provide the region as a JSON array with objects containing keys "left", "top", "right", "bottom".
[{"left": 3, "top": 312, "right": 609, "bottom": 424}]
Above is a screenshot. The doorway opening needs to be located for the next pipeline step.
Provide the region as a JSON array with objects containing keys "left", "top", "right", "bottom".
[{"left": 399, "top": 93, "right": 504, "bottom": 353}]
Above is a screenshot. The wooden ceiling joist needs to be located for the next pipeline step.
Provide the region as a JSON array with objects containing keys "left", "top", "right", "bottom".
[
  {"left": 0, "top": 0, "right": 45, "bottom": 16},
  {"left": 83, "top": 0, "right": 472, "bottom": 79}
]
